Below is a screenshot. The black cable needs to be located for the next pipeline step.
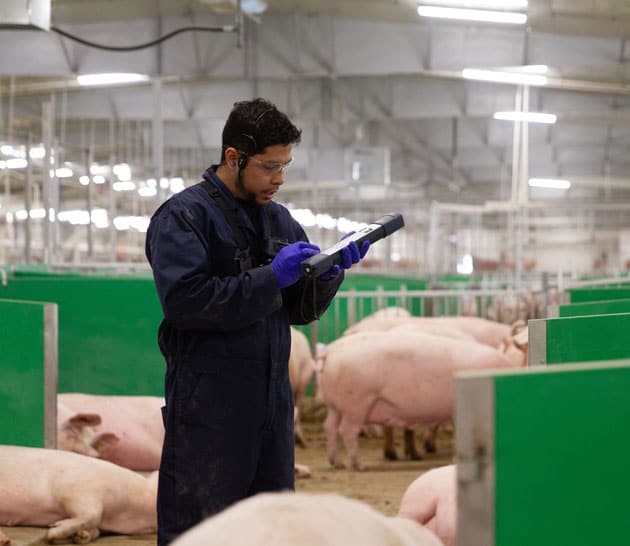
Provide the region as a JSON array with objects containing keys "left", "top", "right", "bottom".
[{"left": 51, "top": 25, "right": 237, "bottom": 52}]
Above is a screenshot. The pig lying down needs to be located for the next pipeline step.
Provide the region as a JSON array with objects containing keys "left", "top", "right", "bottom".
[
  {"left": 172, "top": 491, "right": 444, "bottom": 546},
  {"left": 398, "top": 465, "right": 456, "bottom": 546},
  {"left": 0, "top": 445, "right": 157, "bottom": 544},
  {"left": 58, "top": 393, "right": 165, "bottom": 470},
  {"left": 57, "top": 393, "right": 312, "bottom": 479}
]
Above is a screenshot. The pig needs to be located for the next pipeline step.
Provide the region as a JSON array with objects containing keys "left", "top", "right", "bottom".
[
  {"left": 369, "top": 306, "right": 411, "bottom": 320},
  {"left": 58, "top": 393, "right": 310, "bottom": 479},
  {"left": 398, "top": 465, "right": 456, "bottom": 546},
  {"left": 58, "top": 393, "right": 164, "bottom": 470},
  {"left": 344, "top": 316, "right": 511, "bottom": 348},
  {"left": 56, "top": 400, "right": 119, "bottom": 459},
  {"left": 171, "top": 491, "right": 444, "bottom": 546},
  {"left": 345, "top": 317, "right": 512, "bottom": 462},
  {"left": 0, "top": 445, "right": 157, "bottom": 544},
  {"left": 317, "top": 331, "right": 525, "bottom": 470},
  {"left": 380, "top": 323, "right": 474, "bottom": 462},
  {"left": 294, "top": 463, "right": 312, "bottom": 479},
  {"left": 0, "top": 529, "right": 9, "bottom": 546},
  {"left": 289, "top": 327, "right": 316, "bottom": 447}
]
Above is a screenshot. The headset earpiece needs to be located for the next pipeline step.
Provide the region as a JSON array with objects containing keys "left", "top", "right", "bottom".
[
  {"left": 231, "top": 161, "right": 237, "bottom": 167},
  {"left": 238, "top": 156, "right": 248, "bottom": 169}
]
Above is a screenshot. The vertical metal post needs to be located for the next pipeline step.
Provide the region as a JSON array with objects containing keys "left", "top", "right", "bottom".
[
  {"left": 3, "top": 77, "right": 15, "bottom": 224},
  {"left": 51, "top": 137, "right": 60, "bottom": 263},
  {"left": 43, "top": 303, "right": 58, "bottom": 449},
  {"left": 236, "top": 0, "right": 244, "bottom": 48},
  {"left": 41, "top": 100, "right": 54, "bottom": 267},
  {"left": 153, "top": 78, "right": 164, "bottom": 208},
  {"left": 108, "top": 118, "right": 117, "bottom": 261},
  {"left": 427, "top": 201, "right": 440, "bottom": 281},
  {"left": 24, "top": 133, "right": 33, "bottom": 263},
  {"left": 514, "top": 85, "right": 530, "bottom": 291},
  {"left": 347, "top": 290, "right": 356, "bottom": 328},
  {"left": 85, "top": 143, "right": 94, "bottom": 259}
]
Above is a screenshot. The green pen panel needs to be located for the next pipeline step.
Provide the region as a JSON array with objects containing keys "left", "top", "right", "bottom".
[
  {"left": 0, "top": 299, "right": 56, "bottom": 447},
  {"left": 0, "top": 277, "right": 163, "bottom": 395},
  {"left": 495, "top": 363, "right": 630, "bottom": 546},
  {"left": 568, "top": 286, "right": 630, "bottom": 303},
  {"left": 558, "top": 298, "right": 630, "bottom": 317},
  {"left": 456, "top": 361, "right": 630, "bottom": 546},
  {"left": 529, "top": 313, "right": 630, "bottom": 366}
]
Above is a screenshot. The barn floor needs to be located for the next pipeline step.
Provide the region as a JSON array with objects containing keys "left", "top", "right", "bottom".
[{"left": 1, "top": 414, "right": 453, "bottom": 545}]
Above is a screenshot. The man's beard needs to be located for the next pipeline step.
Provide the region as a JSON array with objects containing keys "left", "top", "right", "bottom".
[{"left": 236, "top": 171, "right": 257, "bottom": 204}]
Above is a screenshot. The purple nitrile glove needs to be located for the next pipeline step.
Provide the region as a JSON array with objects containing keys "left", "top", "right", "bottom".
[
  {"left": 271, "top": 241, "right": 320, "bottom": 288},
  {"left": 319, "top": 233, "right": 370, "bottom": 281}
]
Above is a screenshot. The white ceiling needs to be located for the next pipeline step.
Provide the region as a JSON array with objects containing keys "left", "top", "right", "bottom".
[{"left": 1, "top": 0, "right": 630, "bottom": 227}]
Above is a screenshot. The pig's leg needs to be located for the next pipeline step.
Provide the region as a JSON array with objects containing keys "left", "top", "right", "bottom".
[
  {"left": 0, "top": 528, "right": 10, "bottom": 546},
  {"left": 294, "top": 406, "right": 307, "bottom": 448},
  {"left": 404, "top": 429, "right": 423, "bottom": 460},
  {"left": 423, "top": 425, "right": 438, "bottom": 454},
  {"left": 383, "top": 426, "right": 399, "bottom": 461},
  {"left": 324, "top": 407, "right": 344, "bottom": 468},
  {"left": 338, "top": 418, "right": 364, "bottom": 471},
  {"left": 47, "top": 500, "right": 102, "bottom": 544}
]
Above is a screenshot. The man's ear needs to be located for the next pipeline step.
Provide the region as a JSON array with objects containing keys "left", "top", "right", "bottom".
[{"left": 224, "top": 147, "right": 239, "bottom": 168}]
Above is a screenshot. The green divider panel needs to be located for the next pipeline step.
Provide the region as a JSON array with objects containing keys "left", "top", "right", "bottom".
[
  {"left": 568, "top": 287, "right": 630, "bottom": 303},
  {"left": 558, "top": 298, "right": 630, "bottom": 317},
  {"left": 456, "top": 361, "right": 630, "bottom": 546},
  {"left": 0, "top": 277, "right": 162, "bottom": 395},
  {"left": 529, "top": 313, "right": 630, "bottom": 366},
  {"left": 0, "top": 299, "right": 57, "bottom": 447}
]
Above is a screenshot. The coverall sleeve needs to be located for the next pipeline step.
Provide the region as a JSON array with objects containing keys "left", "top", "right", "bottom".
[{"left": 147, "top": 202, "right": 283, "bottom": 332}]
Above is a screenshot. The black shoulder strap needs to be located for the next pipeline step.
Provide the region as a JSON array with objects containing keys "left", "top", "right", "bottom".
[{"left": 200, "top": 179, "right": 253, "bottom": 272}]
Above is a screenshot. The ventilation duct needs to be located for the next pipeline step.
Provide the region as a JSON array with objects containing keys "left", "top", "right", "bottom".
[{"left": 0, "top": 0, "right": 50, "bottom": 31}]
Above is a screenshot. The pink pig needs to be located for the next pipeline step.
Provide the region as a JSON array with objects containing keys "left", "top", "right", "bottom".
[
  {"left": 398, "top": 465, "right": 456, "bottom": 546},
  {"left": 171, "top": 492, "right": 444, "bottom": 546},
  {"left": 289, "top": 328, "right": 315, "bottom": 447},
  {"left": 58, "top": 393, "right": 164, "bottom": 470},
  {"left": 0, "top": 445, "right": 157, "bottom": 544},
  {"left": 317, "top": 331, "right": 525, "bottom": 470}
]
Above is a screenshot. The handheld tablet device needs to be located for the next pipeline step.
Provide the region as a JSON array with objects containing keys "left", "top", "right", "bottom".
[{"left": 301, "top": 213, "right": 405, "bottom": 278}]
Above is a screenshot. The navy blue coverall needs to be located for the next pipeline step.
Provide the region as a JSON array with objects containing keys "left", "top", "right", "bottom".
[{"left": 145, "top": 166, "right": 343, "bottom": 545}]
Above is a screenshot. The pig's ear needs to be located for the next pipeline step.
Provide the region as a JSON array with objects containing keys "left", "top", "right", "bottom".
[
  {"left": 91, "top": 432, "right": 120, "bottom": 456},
  {"left": 67, "top": 413, "right": 102, "bottom": 429}
]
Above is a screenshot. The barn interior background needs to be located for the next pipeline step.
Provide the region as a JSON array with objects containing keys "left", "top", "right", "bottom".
[{"left": 0, "top": 0, "right": 629, "bottom": 287}]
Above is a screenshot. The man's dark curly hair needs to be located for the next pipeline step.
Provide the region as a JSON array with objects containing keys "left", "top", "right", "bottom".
[{"left": 220, "top": 98, "right": 302, "bottom": 165}]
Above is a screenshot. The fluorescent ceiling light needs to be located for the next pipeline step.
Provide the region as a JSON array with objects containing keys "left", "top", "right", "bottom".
[
  {"left": 418, "top": 0, "right": 527, "bottom": 9},
  {"left": 52, "top": 167, "right": 74, "bottom": 178},
  {"left": 517, "top": 64, "right": 548, "bottom": 74},
  {"left": 241, "top": 0, "right": 268, "bottom": 14},
  {"left": 113, "top": 181, "right": 136, "bottom": 192},
  {"left": 417, "top": 6, "right": 527, "bottom": 24},
  {"left": 462, "top": 68, "right": 547, "bottom": 86},
  {"left": 4, "top": 158, "right": 28, "bottom": 169},
  {"left": 138, "top": 186, "right": 158, "bottom": 198},
  {"left": 528, "top": 178, "right": 571, "bottom": 189},
  {"left": 29, "top": 146, "right": 46, "bottom": 159},
  {"left": 77, "top": 73, "right": 149, "bottom": 86},
  {"left": 494, "top": 111, "right": 557, "bottom": 124}
]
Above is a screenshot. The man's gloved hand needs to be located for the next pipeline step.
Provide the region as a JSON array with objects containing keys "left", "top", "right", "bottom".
[
  {"left": 319, "top": 233, "right": 370, "bottom": 281},
  {"left": 271, "top": 241, "right": 320, "bottom": 288}
]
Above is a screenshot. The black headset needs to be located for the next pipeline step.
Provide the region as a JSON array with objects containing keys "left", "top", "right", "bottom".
[{"left": 232, "top": 107, "right": 275, "bottom": 170}]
